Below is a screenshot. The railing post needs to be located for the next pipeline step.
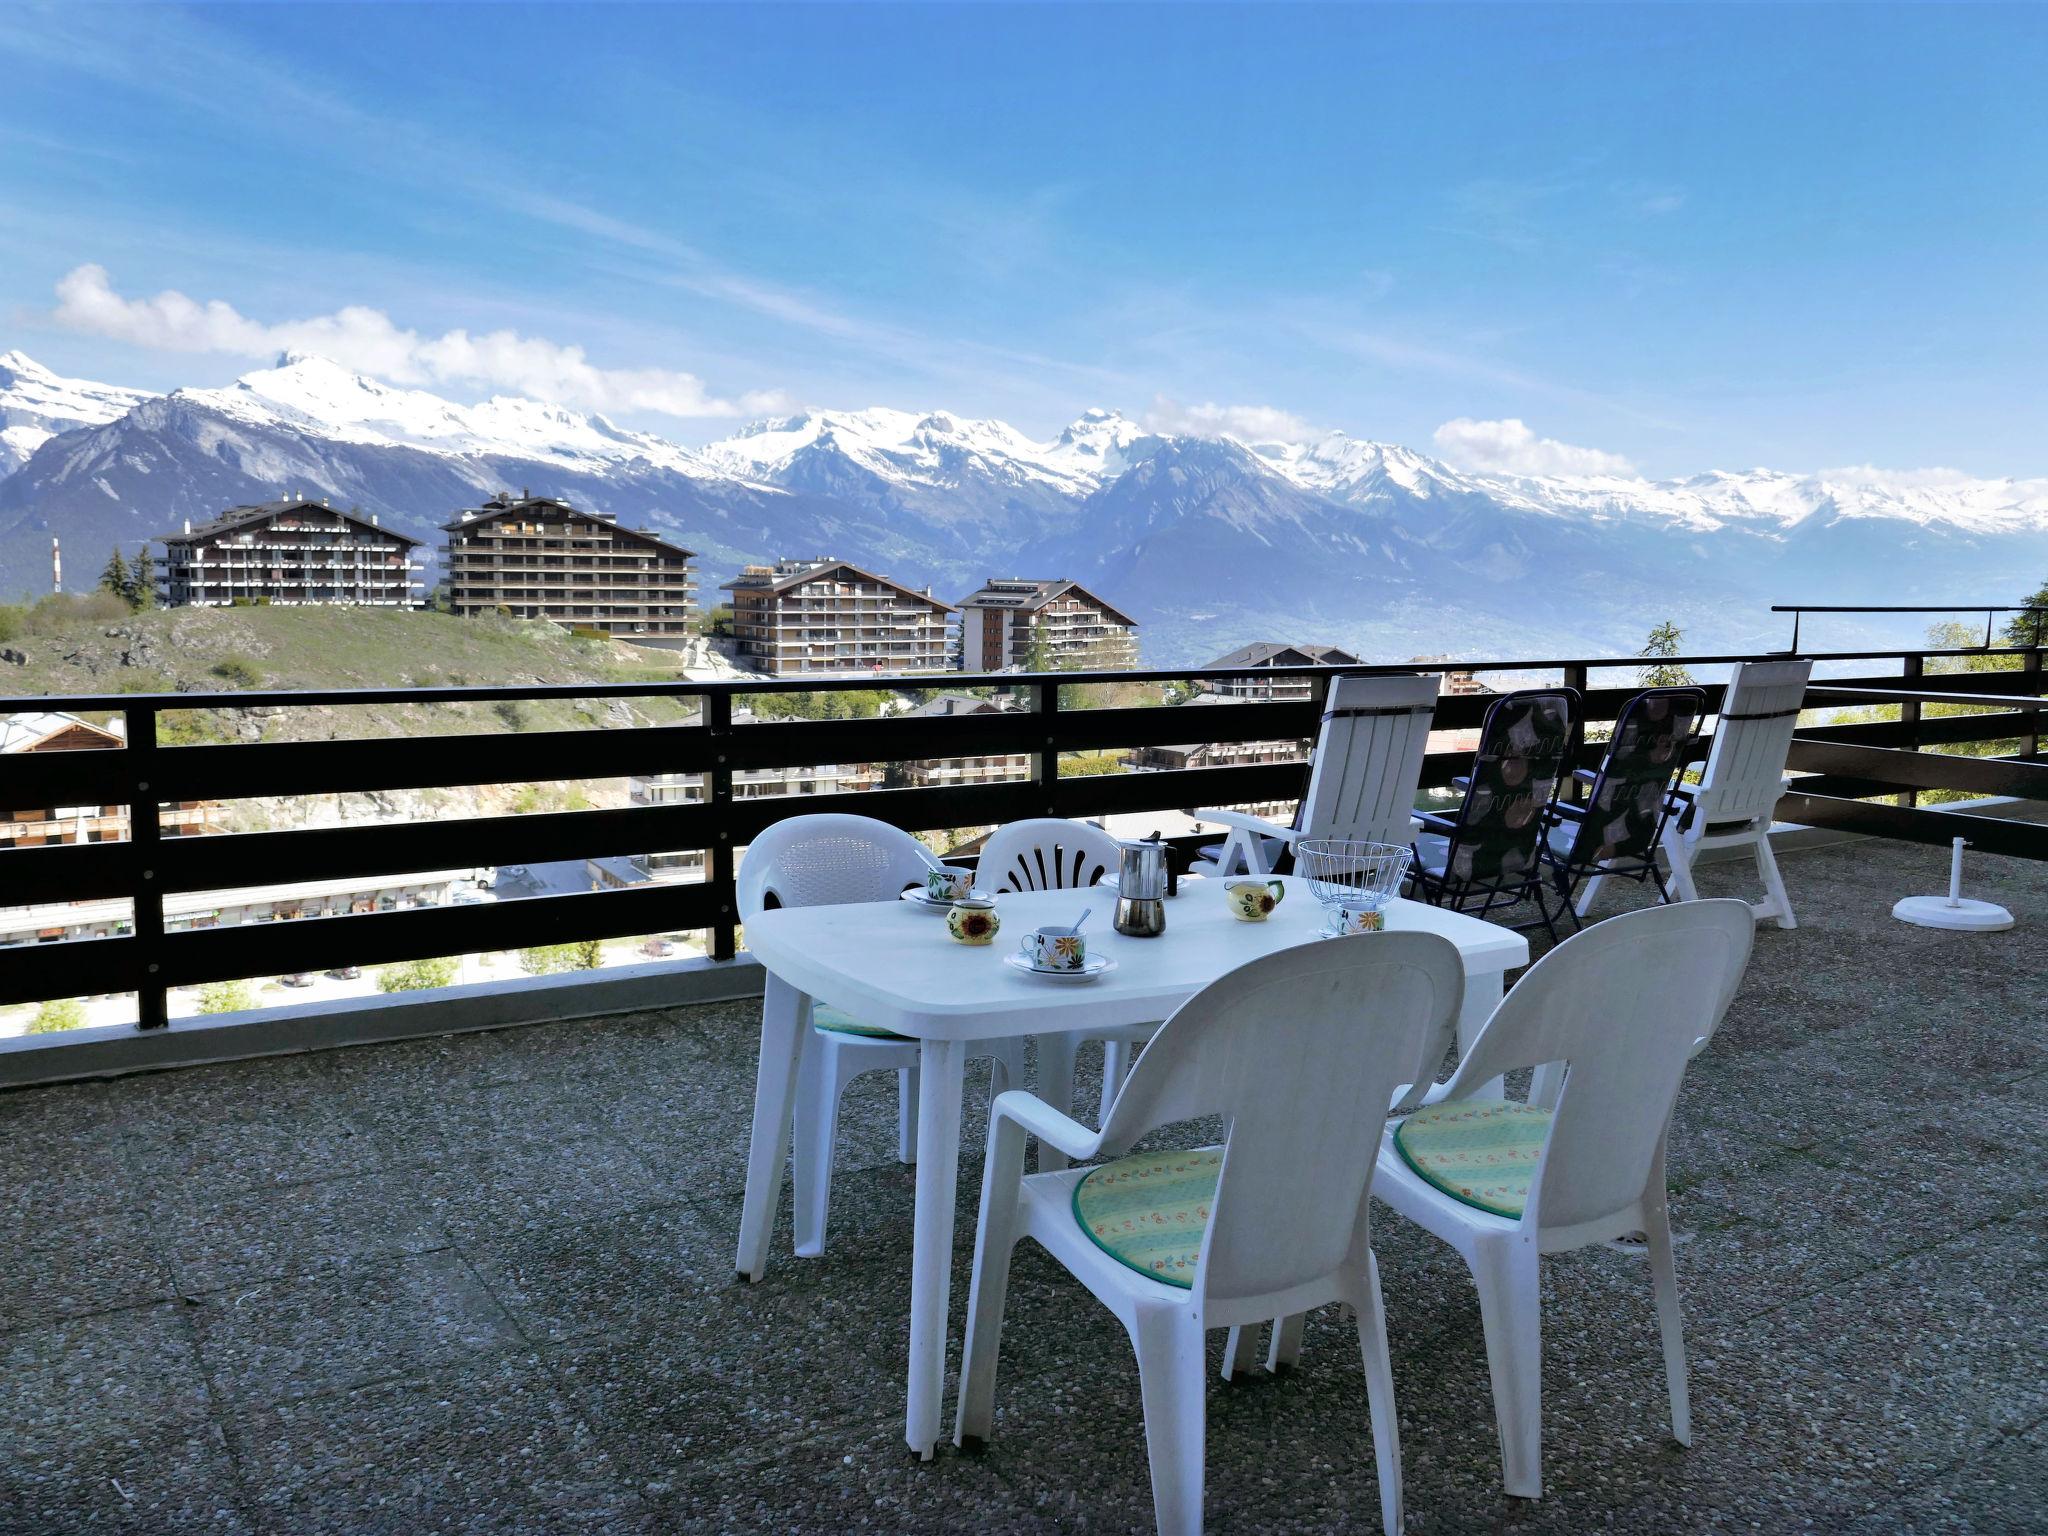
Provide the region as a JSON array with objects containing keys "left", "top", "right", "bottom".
[
  {"left": 1900, "top": 653, "right": 1925, "bottom": 808},
  {"left": 1035, "top": 678, "right": 1060, "bottom": 815},
  {"left": 129, "top": 707, "right": 168, "bottom": 1029},
  {"left": 1564, "top": 663, "right": 1590, "bottom": 803},
  {"left": 705, "top": 692, "right": 737, "bottom": 961},
  {"left": 2023, "top": 646, "right": 2043, "bottom": 761}
]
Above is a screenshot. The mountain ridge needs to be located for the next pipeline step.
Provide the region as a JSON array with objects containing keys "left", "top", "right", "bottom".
[{"left": 3, "top": 349, "right": 2044, "bottom": 662}]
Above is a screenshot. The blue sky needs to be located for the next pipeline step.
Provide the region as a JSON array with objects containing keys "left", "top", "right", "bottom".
[{"left": 2, "top": 2, "right": 2044, "bottom": 479}]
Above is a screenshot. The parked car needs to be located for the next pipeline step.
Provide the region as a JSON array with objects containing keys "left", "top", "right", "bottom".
[
  {"left": 327, "top": 966, "right": 362, "bottom": 981},
  {"left": 640, "top": 938, "right": 674, "bottom": 958},
  {"left": 281, "top": 973, "right": 314, "bottom": 988}
]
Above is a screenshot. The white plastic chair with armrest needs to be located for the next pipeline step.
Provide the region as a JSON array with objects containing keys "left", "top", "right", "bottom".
[
  {"left": 737, "top": 813, "right": 1026, "bottom": 1258},
  {"left": 1372, "top": 898, "right": 1755, "bottom": 1498},
  {"left": 1661, "top": 658, "right": 1812, "bottom": 928},
  {"left": 1193, "top": 672, "right": 1440, "bottom": 876},
  {"left": 954, "top": 933, "right": 1467, "bottom": 1536}
]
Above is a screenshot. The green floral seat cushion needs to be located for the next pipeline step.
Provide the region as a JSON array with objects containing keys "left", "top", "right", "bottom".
[
  {"left": 1071, "top": 1147, "right": 1223, "bottom": 1289},
  {"left": 1392, "top": 1101, "right": 1554, "bottom": 1218},
  {"left": 812, "top": 1003, "right": 909, "bottom": 1040}
]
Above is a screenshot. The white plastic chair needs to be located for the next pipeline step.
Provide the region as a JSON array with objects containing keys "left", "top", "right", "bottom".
[
  {"left": 978, "top": 817, "right": 1155, "bottom": 1150},
  {"left": 1194, "top": 672, "right": 1440, "bottom": 875},
  {"left": 955, "top": 933, "right": 1468, "bottom": 1536},
  {"left": 737, "top": 813, "right": 1026, "bottom": 1257},
  {"left": 1372, "top": 898, "right": 1755, "bottom": 1499},
  {"left": 1661, "top": 658, "right": 1812, "bottom": 929}
]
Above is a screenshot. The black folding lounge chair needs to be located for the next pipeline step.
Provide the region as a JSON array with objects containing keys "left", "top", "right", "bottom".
[
  {"left": 1409, "top": 686, "right": 1580, "bottom": 941},
  {"left": 1541, "top": 686, "right": 1708, "bottom": 928}
]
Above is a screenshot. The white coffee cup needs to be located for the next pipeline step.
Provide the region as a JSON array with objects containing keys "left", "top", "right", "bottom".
[
  {"left": 1330, "top": 902, "right": 1386, "bottom": 935},
  {"left": 1020, "top": 924, "right": 1086, "bottom": 971},
  {"left": 925, "top": 866, "right": 974, "bottom": 901}
]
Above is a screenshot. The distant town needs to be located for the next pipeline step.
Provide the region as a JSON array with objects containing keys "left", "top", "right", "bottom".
[{"left": 8, "top": 490, "right": 1509, "bottom": 1036}]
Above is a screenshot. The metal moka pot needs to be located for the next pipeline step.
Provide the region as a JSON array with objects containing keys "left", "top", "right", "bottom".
[{"left": 1113, "top": 837, "right": 1168, "bottom": 937}]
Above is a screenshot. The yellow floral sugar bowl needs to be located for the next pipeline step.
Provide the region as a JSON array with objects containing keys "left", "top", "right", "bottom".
[{"left": 947, "top": 894, "right": 1001, "bottom": 945}]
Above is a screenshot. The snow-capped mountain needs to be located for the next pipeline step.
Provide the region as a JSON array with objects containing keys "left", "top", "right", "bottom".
[
  {"left": 0, "top": 350, "right": 152, "bottom": 475},
  {"left": 2, "top": 348, "right": 2044, "bottom": 662}
]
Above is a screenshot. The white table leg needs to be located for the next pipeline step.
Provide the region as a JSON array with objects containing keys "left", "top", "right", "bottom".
[
  {"left": 736, "top": 973, "right": 811, "bottom": 1283},
  {"left": 1460, "top": 967, "right": 1509, "bottom": 1101},
  {"left": 1036, "top": 1031, "right": 1078, "bottom": 1173},
  {"left": 906, "top": 1036, "right": 966, "bottom": 1460}
]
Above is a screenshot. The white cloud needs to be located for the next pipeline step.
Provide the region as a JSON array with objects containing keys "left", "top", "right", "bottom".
[
  {"left": 1146, "top": 396, "right": 1319, "bottom": 445},
  {"left": 51, "top": 264, "right": 787, "bottom": 419},
  {"left": 1431, "top": 417, "right": 1636, "bottom": 478}
]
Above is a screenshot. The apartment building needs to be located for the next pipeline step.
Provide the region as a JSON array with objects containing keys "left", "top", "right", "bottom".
[
  {"left": 953, "top": 578, "right": 1138, "bottom": 671},
  {"left": 721, "top": 559, "right": 952, "bottom": 676},
  {"left": 1125, "top": 695, "right": 1310, "bottom": 773},
  {"left": 2, "top": 712, "right": 222, "bottom": 851},
  {"left": 626, "top": 704, "right": 884, "bottom": 882},
  {"left": 1201, "top": 641, "right": 1363, "bottom": 701},
  {"left": 442, "top": 494, "right": 696, "bottom": 643},
  {"left": 897, "top": 694, "right": 1033, "bottom": 788},
  {"left": 158, "top": 499, "right": 421, "bottom": 608}
]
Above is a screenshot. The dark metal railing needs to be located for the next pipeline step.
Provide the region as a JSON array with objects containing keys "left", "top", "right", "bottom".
[{"left": 3, "top": 641, "right": 2042, "bottom": 1031}]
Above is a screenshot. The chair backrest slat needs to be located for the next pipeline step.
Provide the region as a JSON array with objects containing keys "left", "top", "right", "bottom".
[
  {"left": 1102, "top": 933, "right": 1464, "bottom": 1306},
  {"left": 978, "top": 818, "right": 1122, "bottom": 894},
  {"left": 1299, "top": 673, "right": 1441, "bottom": 846},
  {"left": 1693, "top": 659, "right": 1811, "bottom": 828},
  {"left": 1436, "top": 900, "right": 1755, "bottom": 1231}
]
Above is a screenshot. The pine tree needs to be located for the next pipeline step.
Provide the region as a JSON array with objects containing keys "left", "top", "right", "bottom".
[
  {"left": 130, "top": 544, "right": 158, "bottom": 609},
  {"left": 1637, "top": 619, "right": 1693, "bottom": 687},
  {"left": 98, "top": 545, "right": 131, "bottom": 603},
  {"left": 2003, "top": 577, "right": 2048, "bottom": 648}
]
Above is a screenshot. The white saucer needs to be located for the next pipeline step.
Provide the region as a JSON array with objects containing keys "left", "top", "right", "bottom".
[
  {"left": 1002, "top": 952, "right": 1117, "bottom": 983},
  {"left": 901, "top": 888, "right": 983, "bottom": 912}
]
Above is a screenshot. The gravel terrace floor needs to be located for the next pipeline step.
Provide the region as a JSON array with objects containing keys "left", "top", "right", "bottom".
[{"left": 4, "top": 833, "right": 2045, "bottom": 1534}]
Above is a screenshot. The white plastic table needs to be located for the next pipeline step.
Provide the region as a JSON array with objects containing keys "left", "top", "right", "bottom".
[{"left": 736, "top": 876, "right": 1529, "bottom": 1459}]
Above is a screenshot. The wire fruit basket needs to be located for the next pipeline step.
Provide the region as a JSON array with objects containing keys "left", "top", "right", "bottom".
[{"left": 1294, "top": 839, "right": 1412, "bottom": 930}]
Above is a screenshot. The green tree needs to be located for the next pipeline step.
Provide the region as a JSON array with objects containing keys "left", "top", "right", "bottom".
[
  {"left": 1637, "top": 620, "right": 1693, "bottom": 687},
  {"left": 98, "top": 545, "right": 131, "bottom": 604},
  {"left": 1058, "top": 749, "right": 1130, "bottom": 777},
  {"left": 378, "top": 956, "right": 458, "bottom": 992},
  {"left": 129, "top": 544, "right": 158, "bottom": 609},
  {"left": 2003, "top": 577, "right": 2048, "bottom": 648},
  {"left": 196, "top": 979, "right": 254, "bottom": 1014},
  {"left": 27, "top": 997, "right": 88, "bottom": 1034},
  {"left": 517, "top": 941, "right": 602, "bottom": 975}
]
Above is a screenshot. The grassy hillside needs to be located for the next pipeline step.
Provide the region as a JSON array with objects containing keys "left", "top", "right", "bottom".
[{"left": 0, "top": 597, "right": 703, "bottom": 742}]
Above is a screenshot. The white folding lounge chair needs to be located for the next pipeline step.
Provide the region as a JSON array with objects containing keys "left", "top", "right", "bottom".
[
  {"left": 1661, "top": 658, "right": 1813, "bottom": 928},
  {"left": 1192, "top": 672, "right": 1440, "bottom": 876}
]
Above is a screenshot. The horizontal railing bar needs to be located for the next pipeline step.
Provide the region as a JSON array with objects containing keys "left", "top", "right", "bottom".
[
  {"left": 0, "top": 839, "right": 138, "bottom": 903},
  {"left": 1047, "top": 700, "right": 1319, "bottom": 752},
  {"left": 1797, "top": 714, "right": 2035, "bottom": 749},
  {"left": 149, "top": 803, "right": 721, "bottom": 893},
  {"left": 1771, "top": 605, "right": 2046, "bottom": 616},
  {"left": 8, "top": 643, "right": 2042, "bottom": 714},
  {"left": 1777, "top": 791, "right": 2048, "bottom": 860},
  {"left": 0, "top": 935, "right": 142, "bottom": 1007},
  {"left": 1786, "top": 742, "right": 2048, "bottom": 798},
  {"left": 148, "top": 724, "right": 710, "bottom": 802},
  {"left": 153, "top": 883, "right": 727, "bottom": 988},
  {"left": 1806, "top": 686, "right": 2046, "bottom": 710}
]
